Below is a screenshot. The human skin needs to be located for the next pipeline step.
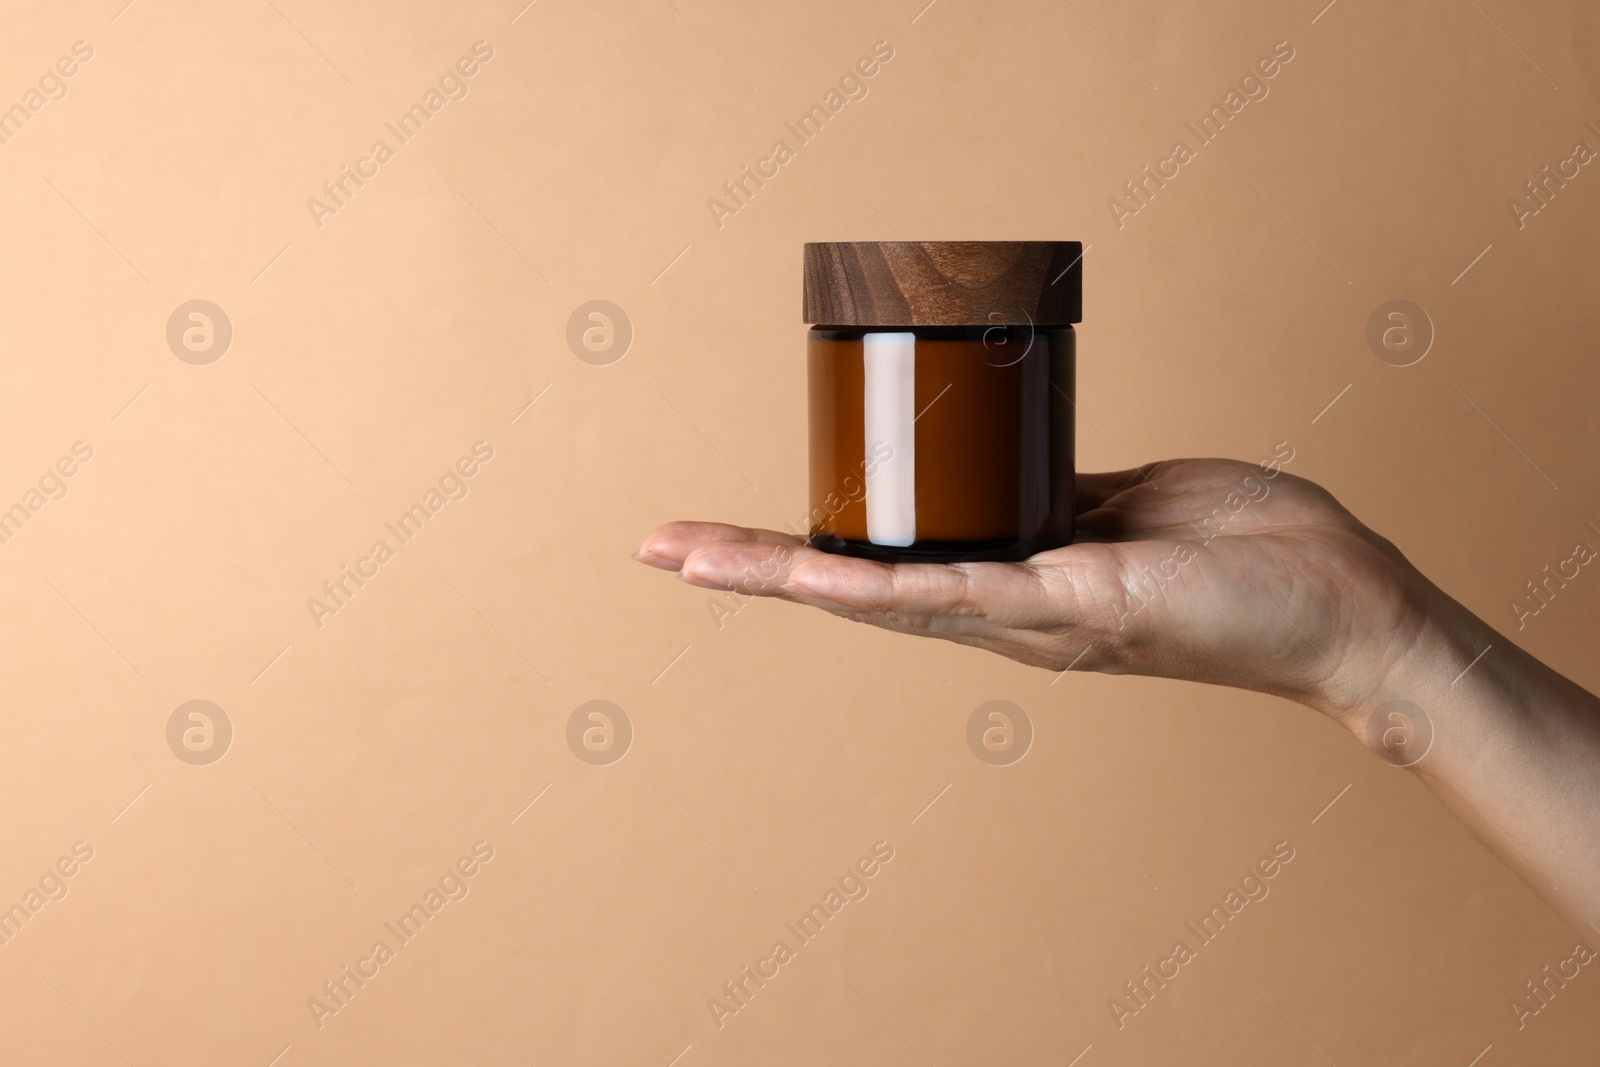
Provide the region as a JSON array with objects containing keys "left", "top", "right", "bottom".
[{"left": 635, "top": 458, "right": 1600, "bottom": 934}]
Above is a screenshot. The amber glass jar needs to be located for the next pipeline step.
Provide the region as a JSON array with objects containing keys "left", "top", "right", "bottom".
[{"left": 803, "top": 241, "right": 1082, "bottom": 563}]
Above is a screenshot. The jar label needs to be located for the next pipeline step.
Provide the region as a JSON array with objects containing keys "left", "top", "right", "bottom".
[{"left": 862, "top": 332, "right": 917, "bottom": 547}]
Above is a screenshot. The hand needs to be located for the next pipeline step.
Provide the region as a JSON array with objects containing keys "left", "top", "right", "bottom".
[
  {"left": 636, "top": 458, "right": 1600, "bottom": 933},
  {"left": 635, "top": 458, "right": 1429, "bottom": 724}
]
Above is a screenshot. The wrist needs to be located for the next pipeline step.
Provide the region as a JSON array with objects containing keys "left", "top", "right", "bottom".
[
  {"left": 1310, "top": 566, "right": 1486, "bottom": 746},
  {"left": 1316, "top": 566, "right": 1571, "bottom": 781}
]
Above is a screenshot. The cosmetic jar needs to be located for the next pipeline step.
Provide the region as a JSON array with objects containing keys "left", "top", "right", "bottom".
[{"left": 803, "top": 241, "right": 1082, "bottom": 563}]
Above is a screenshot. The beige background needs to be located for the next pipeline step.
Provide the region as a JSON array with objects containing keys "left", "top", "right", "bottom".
[{"left": 2, "top": 0, "right": 1598, "bottom": 1063}]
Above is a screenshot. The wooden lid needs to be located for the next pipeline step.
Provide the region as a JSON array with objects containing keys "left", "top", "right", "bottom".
[{"left": 803, "top": 241, "right": 1082, "bottom": 326}]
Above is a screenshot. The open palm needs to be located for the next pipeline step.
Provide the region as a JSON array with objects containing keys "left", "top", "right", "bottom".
[{"left": 636, "top": 459, "right": 1428, "bottom": 718}]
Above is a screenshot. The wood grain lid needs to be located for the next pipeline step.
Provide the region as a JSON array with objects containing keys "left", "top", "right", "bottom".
[{"left": 803, "top": 241, "right": 1082, "bottom": 326}]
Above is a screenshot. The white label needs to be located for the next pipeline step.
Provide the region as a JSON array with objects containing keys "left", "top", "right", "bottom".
[{"left": 863, "top": 332, "right": 917, "bottom": 547}]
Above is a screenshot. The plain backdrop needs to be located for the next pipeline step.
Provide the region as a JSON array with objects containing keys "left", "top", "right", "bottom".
[{"left": 1, "top": 0, "right": 1597, "bottom": 1063}]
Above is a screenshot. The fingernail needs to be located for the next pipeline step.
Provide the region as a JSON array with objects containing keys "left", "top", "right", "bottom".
[
  {"left": 677, "top": 570, "right": 728, "bottom": 590},
  {"left": 633, "top": 550, "right": 680, "bottom": 572}
]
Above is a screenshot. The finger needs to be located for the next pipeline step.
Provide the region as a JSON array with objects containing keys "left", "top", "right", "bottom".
[
  {"left": 832, "top": 605, "right": 1104, "bottom": 671},
  {"left": 684, "top": 551, "right": 1111, "bottom": 677},
  {"left": 786, "top": 554, "right": 1047, "bottom": 626},
  {"left": 678, "top": 536, "right": 1102, "bottom": 632},
  {"left": 676, "top": 539, "right": 1022, "bottom": 651},
  {"left": 1075, "top": 463, "right": 1164, "bottom": 512},
  {"left": 1076, "top": 458, "right": 1303, "bottom": 540},
  {"left": 635, "top": 521, "right": 806, "bottom": 570},
  {"left": 822, "top": 607, "right": 1086, "bottom": 671}
]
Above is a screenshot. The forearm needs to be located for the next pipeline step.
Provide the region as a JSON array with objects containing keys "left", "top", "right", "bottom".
[{"left": 1335, "top": 580, "right": 1600, "bottom": 933}]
